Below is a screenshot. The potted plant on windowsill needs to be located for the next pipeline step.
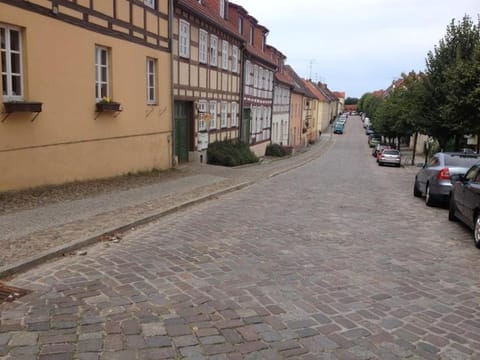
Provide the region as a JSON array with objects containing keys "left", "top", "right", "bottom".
[
  {"left": 3, "top": 101, "right": 43, "bottom": 113},
  {"left": 96, "top": 97, "right": 121, "bottom": 112}
]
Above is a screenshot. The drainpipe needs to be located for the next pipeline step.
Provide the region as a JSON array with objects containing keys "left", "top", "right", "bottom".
[
  {"left": 169, "top": 0, "right": 176, "bottom": 167},
  {"left": 239, "top": 44, "right": 246, "bottom": 143}
]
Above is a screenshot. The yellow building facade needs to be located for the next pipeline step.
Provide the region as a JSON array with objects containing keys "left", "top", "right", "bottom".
[{"left": 0, "top": 0, "right": 172, "bottom": 191}]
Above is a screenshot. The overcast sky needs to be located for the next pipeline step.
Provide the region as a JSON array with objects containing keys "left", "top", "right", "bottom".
[{"left": 234, "top": 0, "right": 480, "bottom": 98}]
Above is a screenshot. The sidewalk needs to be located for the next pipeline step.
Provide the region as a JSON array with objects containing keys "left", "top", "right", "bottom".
[{"left": 0, "top": 134, "right": 335, "bottom": 278}]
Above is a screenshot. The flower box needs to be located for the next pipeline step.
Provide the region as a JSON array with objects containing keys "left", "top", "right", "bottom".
[
  {"left": 3, "top": 101, "right": 43, "bottom": 113},
  {"left": 96, "top": 102, "right": 121, "bottom": 112}
]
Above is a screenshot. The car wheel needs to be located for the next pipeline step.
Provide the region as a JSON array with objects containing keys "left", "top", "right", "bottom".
[
  {"left": 413, "top": 180, "right": 422, "bottom": 197},
  {"left": 448, "top": 195, "right": 457, "bottom": 221},
  {"left": 474, "top": 214, "right": 480, "bottom": 249},
  {"left": 425, "top": 185, "right": 436, "bottom": 207}
]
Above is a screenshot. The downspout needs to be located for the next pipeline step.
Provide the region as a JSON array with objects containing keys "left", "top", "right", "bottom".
[
  {"left": 169, "top": 0, "right": 176, "bottom": 167},
  {"left": 239, "top": 44, "right": 246, "bottom": 143}
]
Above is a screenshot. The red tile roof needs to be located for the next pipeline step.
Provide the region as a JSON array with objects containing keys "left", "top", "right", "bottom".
[{"left": 177, "top": 0, "right": 244, "bottom": 41}]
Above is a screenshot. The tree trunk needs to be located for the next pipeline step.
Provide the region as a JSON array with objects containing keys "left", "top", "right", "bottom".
[{"left": 412, "top": 132, "right": 418, "bottom": 166}]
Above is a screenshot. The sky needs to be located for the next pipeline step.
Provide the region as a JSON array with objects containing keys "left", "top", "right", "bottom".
[{"left": 234, "top": 0, "right": 480, "bottom": 99}]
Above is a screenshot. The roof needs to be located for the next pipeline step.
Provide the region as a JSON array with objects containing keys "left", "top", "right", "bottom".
[
  {"left": 284, "top": 65, "right": 309, "bottom": 96},
  {"left": 176, "top": 0, "right": 244, "bottom": 42},
  {"left": 302, "top": 80, "right": 328, "bottom": 102},
  {"left": 333, "top": 91, "right": 345, "bottom": 99},
  {"left": 317, "top": 83, "right": 338, "bottom": 102}
]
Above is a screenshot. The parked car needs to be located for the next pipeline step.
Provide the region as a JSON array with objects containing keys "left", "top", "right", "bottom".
[
  {"left": 372, "top": 143, "right": 391, "bottom": 158},
  {"left": 448, "top": 161, "right": 480, "bottom": 248},
  {"left": 378, "top": 149, "right": 401, "bottom": 167},
  {"left": 334, "top": 122, "right": 344, "bottom": 134},
  {"left": 368, "top": 135, "right": 381, "bottom": 148},
  {"left": 414, "top": 152, "right": 480, "bottom": 206}
]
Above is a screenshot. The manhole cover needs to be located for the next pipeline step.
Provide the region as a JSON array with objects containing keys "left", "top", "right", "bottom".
[{"left": 0, "top": 282, "right": 31, "bottom": 304}]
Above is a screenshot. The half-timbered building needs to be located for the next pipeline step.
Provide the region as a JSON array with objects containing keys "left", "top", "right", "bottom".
[
  {"left": 0, "top": 0, "right": 172, "bottom": 191},
  {"left": 172, "top": 0, "right": 243, "bottom": 163},
  {"left": 267, "top": 45, "right": 294, "bottom": 146},
  {"left": 228, "top": 3, "right": 276, "bottom": 156}
]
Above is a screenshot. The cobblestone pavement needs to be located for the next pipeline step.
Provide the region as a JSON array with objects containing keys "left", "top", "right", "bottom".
[
  {"left": 1, "top": 117, "right": 480, "bottom": 359},
  {"left": 0, "top": 134, "right": 333, "bottom": 270}
]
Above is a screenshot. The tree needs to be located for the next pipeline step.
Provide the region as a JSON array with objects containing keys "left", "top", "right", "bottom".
[
  {"left": 423, "top": 15, "right": 480, "bottom": 150},
  {"left": 344, "top": 97, "right": 359, "bottom": 105}
]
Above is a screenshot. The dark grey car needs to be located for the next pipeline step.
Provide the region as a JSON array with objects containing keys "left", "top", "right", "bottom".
[
  {"left": 449, "top": 162, "right": 480, "bottom": 249},
  {"left": 413, "top": 152, "right": 480, "bottom": 206}
]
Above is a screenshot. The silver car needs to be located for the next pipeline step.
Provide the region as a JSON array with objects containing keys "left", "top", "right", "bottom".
[
  {"left": 414, "top": 152, "right": 480, "bottom": 206},
  {"left": 378, "top": 149, "right": 401, "bottom": 167}
]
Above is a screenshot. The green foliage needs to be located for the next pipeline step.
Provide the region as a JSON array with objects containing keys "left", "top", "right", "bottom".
[
  {"left": 207, "top": 139, "right": 259, "bottom": 166},
  {"left": 344, "top": 97, "right": 359, "bottom": 105},
  {"left": 265, "top": 143, "right": 292, "bottom": 157},
  {"left": 423, "top": 15, "right": 480, "bottom": 149}
]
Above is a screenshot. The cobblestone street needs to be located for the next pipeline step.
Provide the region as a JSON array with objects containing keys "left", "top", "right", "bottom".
[{"left": 1, "top": 118, "right": 479, "bottom": 359}]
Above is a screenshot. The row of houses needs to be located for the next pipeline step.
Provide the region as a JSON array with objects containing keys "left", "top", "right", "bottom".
[{"left": 0, "top": 0, "right": 344, "bottom": 192}]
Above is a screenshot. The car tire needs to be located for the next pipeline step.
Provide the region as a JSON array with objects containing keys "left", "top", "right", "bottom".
[
  {"left": 413, "top": 181, "right": 422, "bottom": 198},
  {"left": 474, "top": 214, "right": 480, "bottom": 249},
  {"left": 448, "top": 195, "right": 457, "bottom": 221},
  {"left": 425, "top": 185, "right": 436, "bottom": 207}
]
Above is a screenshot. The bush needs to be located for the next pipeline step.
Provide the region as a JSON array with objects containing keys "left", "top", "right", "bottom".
[
  {"left": 207, "top": 139, "right": 259, "bottom": 166},
  {"left": 265, "top": 143, "right": 292, "bottom": 157}
]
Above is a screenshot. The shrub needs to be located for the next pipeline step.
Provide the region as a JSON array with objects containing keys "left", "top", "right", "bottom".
[
  {"left": 207, "top": 139, "right": 259, "bottom": 166},
  {"left": 265, "top": 143, "right": 292, "bottom": 157}
]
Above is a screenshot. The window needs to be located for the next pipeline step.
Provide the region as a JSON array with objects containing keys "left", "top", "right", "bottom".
[
  {"left": 253, "top": 65, "right": 258, "bottom": 88},
  {"left": 144, "top": 0, "right": 155, "bottom": 8},
  {"left": 231, "top": 102, "right": 238, "bottom": 127},
  {"left": 261, "top": 35, "right": 265, "bottom": 52},
  {"left": 199, "top": 29, "right": 208, "bottom": 64},
  {"left": 245, "top": 61, "right": 251, "bottom": 85},
  {"left": 198, "top": 100, "right": 208, "bottom": 130},
  {"left": 95, "top": 46, "right": 109, "bottom": 101},
  {"left": 249, "top": 26, "right": 254, "bottom": 45},
  {"left": 238, "top": 18, "right": 243, "bottom": 35},
  {"left": 179, "top": 20, "right": 190, "bottom": 58},
  {"left": 232, "top": 46, "right": 238, "bottom": 73},
  {"left": 219, "top": 0, "right": 226, "bottom": 18},
  {"left": 209, "top": 35, "right": 218, "bottom": 66},
  {"left": 221, "top": 102, "right": 227, "bottom": 128},
  {"left": 1, "top": 24, "right": 23, "bottom": 101},
  {"left": 209, "top": 101, "right": 217, "bottom": 129},
  {"left": 146, "top": 58, "right": 156, "bottom": 104},
  {"left": 222, "top": 40, "right": 229, "bottom": 70}
]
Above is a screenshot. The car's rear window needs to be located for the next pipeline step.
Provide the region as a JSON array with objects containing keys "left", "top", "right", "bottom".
[
  {"left": 383, "top": 150, "right": 399, "bottom": 155},
  {"left": 445, "top": 155, "right": 480, "bottom": 167}
]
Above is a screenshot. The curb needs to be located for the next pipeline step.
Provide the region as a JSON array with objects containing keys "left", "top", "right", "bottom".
[{"left": 0, "top": 181, "right": 253, "bottom": 279}]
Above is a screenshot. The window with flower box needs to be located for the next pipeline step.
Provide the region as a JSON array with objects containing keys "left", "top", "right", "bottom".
[
  {"left": 1, "top": 24, "right": 23, "bottom": 102},
  {"left": 95, "top": 46, "right": 109, "bottom": 101}
]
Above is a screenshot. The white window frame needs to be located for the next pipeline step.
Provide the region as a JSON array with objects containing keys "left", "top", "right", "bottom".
[
  {"left": 220, "top": 0, "right": 225, "bottom": 18},
  {"left": 146, "top": 57, "right": 156, "bottom": 104},
  {"left": 144, "top": 0, "right": 155, "bottom": 8},
  {"left": 253, "top": 65, "right": 258, "bottom": 88},
  {"left": 220, "top": 102, "right": 228, "bottom": 128},
  {"left": 198, "top": 100, "right": 208, "bottom": 131},
  {"left": 1, "top": 24, "right": 23, "bottom": 101},
  {"left": 209, "top": 35, "right": 218, "bottom": 66},
  {"left": 179, "top": 19, "right": 190, "bottom": 58},
  {"left": 222, "top": 40, "right": 229, "bottom": 70},
  {"left": 245, "top": 61, "right": 251, "bottom": 85},
  {"left": 199, "top": 29, "right": 208, "bottom": 64},
  {"left": 238, "top": 18, "right": 243, "bottom": 34},
  {"left": 232, "top": 46, "right": 238, "bottom": 73},
  {"left": 209, "top": 101, "right": 217, "bottom": 129},
  {"left": 95, "top": 46, "right": 109, "bottom": 101},
  {"left": 231, "top": 102, "right": 238, "bottom": 127}
]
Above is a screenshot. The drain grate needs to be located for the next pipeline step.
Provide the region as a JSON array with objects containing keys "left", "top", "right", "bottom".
[{"left": 0, "top": 282, "right": 31, "bottom": 303}]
